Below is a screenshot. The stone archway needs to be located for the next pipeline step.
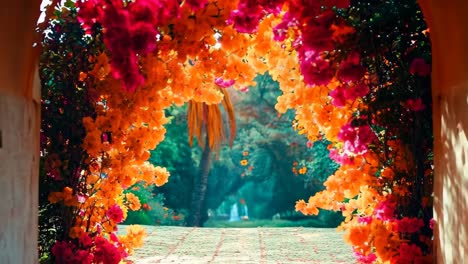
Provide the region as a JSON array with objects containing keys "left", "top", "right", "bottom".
[{"left": 0, "top": 1, "right": 467, "bottom": 263}]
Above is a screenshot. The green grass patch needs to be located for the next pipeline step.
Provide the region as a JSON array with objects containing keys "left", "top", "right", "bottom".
[{"left": 203, "top": 218, "right": 333, "bottom": 228}]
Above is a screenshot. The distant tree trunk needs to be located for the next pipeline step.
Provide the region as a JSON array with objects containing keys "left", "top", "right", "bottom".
[{"left": 188, "top": 139, "right": 212, "bottom": 226}]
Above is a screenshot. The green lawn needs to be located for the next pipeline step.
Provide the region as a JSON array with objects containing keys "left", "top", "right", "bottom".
[{"left": 203, "top": 218, "right": 334, "bottom": 228}]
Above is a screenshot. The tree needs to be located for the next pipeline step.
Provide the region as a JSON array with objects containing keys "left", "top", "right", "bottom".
[
  {"left": 148, "top": 106, "right": 197, "bottom": 212},
  {"left": 205, "top": 74, "right": 340, "bottom": 220},
  {"left": 186, "top": 87, "right": 236, "bottom": 226}
]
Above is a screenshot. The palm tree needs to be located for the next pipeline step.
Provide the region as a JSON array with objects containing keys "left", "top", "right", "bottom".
[{"left": 187, "top": 88, "right": 236, "bottom": 226}]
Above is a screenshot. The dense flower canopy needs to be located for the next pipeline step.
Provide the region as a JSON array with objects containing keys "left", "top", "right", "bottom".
[{"left": 39, "top": 0, "right": 433, "bottom": 263}]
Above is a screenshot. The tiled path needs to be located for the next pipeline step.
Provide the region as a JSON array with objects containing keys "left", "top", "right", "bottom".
[{"left": 122, "top": 226, "right": 355, "bottom": 264}]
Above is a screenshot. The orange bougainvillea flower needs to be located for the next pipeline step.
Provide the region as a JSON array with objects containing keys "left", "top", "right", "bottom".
[
  {"left": 172, "top": 214, "right": 181, "bottom": 221},
  {"left": 295, "top": 199, "right": 307, "bottom": 211},
  {"left": 125, "top": 193, "right": 141, "bottom": 211},
  {"left": 381, "top": 167, "right": 395, "bottom": 180},
  {"left": 292, "top": 167, "right": 298, "bottom": 174},
  {"left": 48, "top": 187, "right": 78, "bottom": 207},
  {"left": 69, "top": 226, "right": 83, "bottom": 239},
  {"left": 154, "top": 166, "right": 170, "bottom": 187},
  {"left": 344, "top": 224, "right": 371, "bottom": 247},
  {"left": 118, "top": 225, "right": 147, "bottom": 254},
  {"left": 242, "top": 151, "right": 249, "bottom": 156},
  {"left": 48, "top": 191, "right": 63, "bottom": 204},
  {"left": 142, "top": 203, "right": 152, "bottom": 211},
  {"left": 298, "top": 166, "right": 307, "bottom": 174},
  {"left": 240, "top": 159, "right": 248, "bottom": 166},
  {"left": 79, "top": 72, "right": 87, "bottom": 82}
]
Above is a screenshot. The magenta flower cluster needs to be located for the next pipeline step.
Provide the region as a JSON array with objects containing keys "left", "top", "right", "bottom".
[
  {"left": 353, "top": 250, "right": 377, "bottom": 264},
  {"left": 106, "top": 204, "right": 124, "bottom": 223},
  {"left": 214, "top": 77, "right": 236, "bottom": 88},
  {"left": 52, "top": 232, "right": 125, "bottom": 264},
  {"left": 329, "top": 83, "right": 369, "bottom": 107},
  {"left": 230, "top": 0, "right": 353, "bottom": 87},
  {"left": 337, "top": 123, "right": 376, "bottom": 155},
  {"left": 374, "top": 197, "right": 397, "bottom": 221},
  {"left": 76, "top": 0, "right": 208, "bottom": 92}
]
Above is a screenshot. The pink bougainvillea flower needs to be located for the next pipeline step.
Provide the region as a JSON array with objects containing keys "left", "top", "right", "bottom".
[
  {"left": 120, "top": 62, "right": 146, "bottom": 92},
  {"left": 306, "top": 141, "right": 314, "bottom": 148},
  {"left": 273, "top": 11, "right": 298, "bottom": 41},
  {"left": 74, "top": 249, "right": 94, "bottom": 264},
  {"left": 184, "top": 0, "right": 209, "bottom": 11},
  {"left": 337, "top": 123, "right": 375, "bottom": 155},
  {"left": 109, "top": 232, "right": 119, "bottom": 242},
  {"left": 314, "top": 10, "right": 337, "bottom": 27},
  {"left": 395, "top": 217, "right": 425, "bottom": 233},
  {"left": 429, "top": 218, "right": 435, "bottom": 229},
  {"left": 273, "top": 21, "right": 289, "bottom": 42},
  {"left": 330, "top": 83, "right": 369, "bottom": 107},
  {"left": 94, "top": 236, "right": 124, "bottom": 264},
  {"left": 106, "top": 204, "right": 124, "bottom": 223},
  {"left": 302, "top": 24, "right": 334, "bottom": 51},
  {"left": 329, "top": 85, "right": 347, "bottom": 107},
  {"left": 47, "top": 169, "right": 62, "bottom": 181},
  {"left": 79, "top": 233, "right": 94, "bottom": 248},
  {"left": 345, "top": 83, "right": 369, "bottom": 100},
  {"left": 337, "top": 52, "right": 366, "bottom": 82},
  {"left": 329, "top": 0, "right": 351, "bottom": 8},
  {"left": 76, "top": 194, "right": 87, "bottom": 204},
  {"left": 261, "top": 0, "right": 285, "bottom": 15},
  {"left": 353, "top": 249, "right": 377, "bottom": 264},
  {"left": 129, "top": 22, "right": 158, "bottom": 55},
  {"left": 405, "top": 98, "right": 426, "bottom": 111},
  {"left": 374, "top": 196, "right": 396, "bottom": 221},
  {"left": 76, "top": 0, "right": 100, "bottom": 33},
  {"left": 409, "top": 58, "right": 431, "bottom": 76},
  {"left": 358, "top": 216, "right": 373, "bottom": 224},
  {"left": 228, "top": 5, "right": 263, "bottom": 33},
  {"left": 214, "top": 77, "right": 236, "bottom": 88},
  {"left": 51, "top": 240, "right": 75, "bottom": 263},
  {"left": 239, "top": 86, "right": 249, "bottom": 92},
  {"left": 128, "top": 0, "right": 158, "bottom": 24},
  {"left": 299, "top": 54, "right": 334, "bottom": 86},
  {"left": 156, "top": 0, "right": 181, "bottom": 22},
  {"left": 329, "top": 148, "right": 353, "bottom": 165},
  {"left": 395, "top": 243, "right": 423, "bottom": 263}
]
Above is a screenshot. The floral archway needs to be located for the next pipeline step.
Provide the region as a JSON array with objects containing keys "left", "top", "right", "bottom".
[
  {"left": 37, "top": 1, "right": 436, "bottom": 263},
  {"left": 6, "top": 1, "right": 466, "bottom": 264}
]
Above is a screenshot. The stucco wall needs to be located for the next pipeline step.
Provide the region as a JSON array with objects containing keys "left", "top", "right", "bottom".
[
  {"left": 419, "top": 1, "right": 468, "bottom": 263},
  {"left": 0, "top": 95, "right": 39, "bottom": 263},
  {"left": 0, "top": 1, "right": 41, "bottom": 263}
]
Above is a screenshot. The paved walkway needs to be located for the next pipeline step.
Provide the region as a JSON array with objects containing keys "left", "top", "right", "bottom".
[{"left": 123, "top": 226, "right": 355, "bottom": 264}]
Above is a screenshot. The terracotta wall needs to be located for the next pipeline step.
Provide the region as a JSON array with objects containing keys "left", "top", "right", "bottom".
[
  {"left": 419, "top": 1, "right": 468, "bottom": 263},
  {"left": 0, "top": 1, "right": 41, "bottom": 263}
]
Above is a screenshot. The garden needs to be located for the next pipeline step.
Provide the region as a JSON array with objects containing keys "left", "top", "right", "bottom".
[{"left": 36, "top": 0, "right": 434, "bottom": 263}]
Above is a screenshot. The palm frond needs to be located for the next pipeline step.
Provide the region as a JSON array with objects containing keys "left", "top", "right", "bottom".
[{"left": 187, "top": 88, "right": 237, "bottom": 153}]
